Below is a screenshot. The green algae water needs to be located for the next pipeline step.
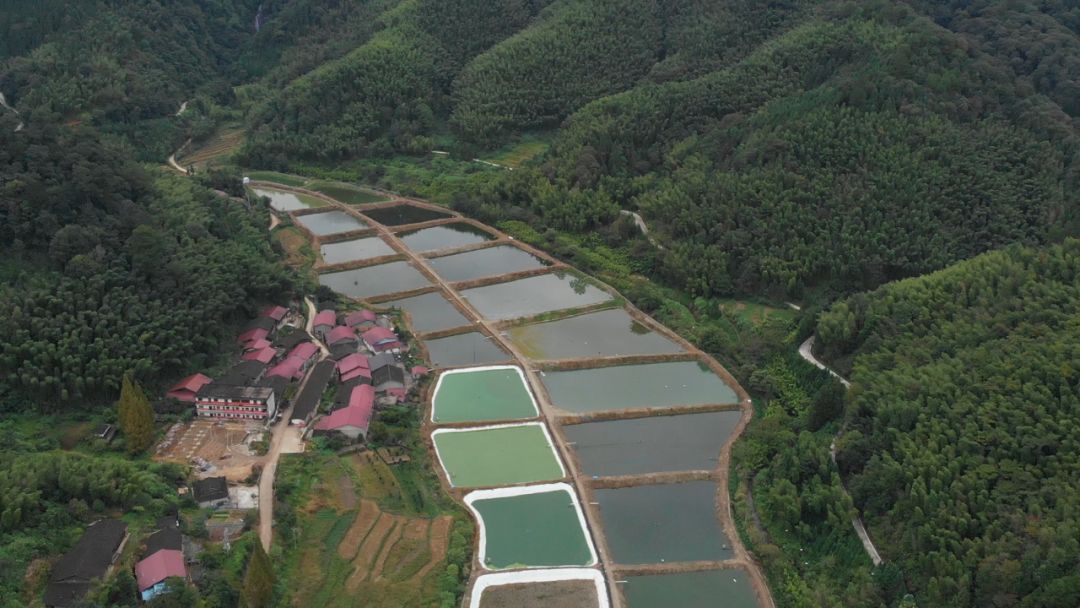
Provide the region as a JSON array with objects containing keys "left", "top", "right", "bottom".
[
  {"left": 470, "top": 488, "right": 594, "bottom": 569},
  {"left": 508, "top": 308, "right": 683, "bottom": 360},
  {"left": 428, "top": 245, "right": 550, "bottom": 283},
  {"left": 433, "top": 424, "right": 563, "bottom": 487},
  {"left": 541, "top": 361, "right": 738, "bottom": 413},
  {"left": 595, "top": 481, "right": 733, "bottom": 564},
  {"left": 432, "top": 367, "right": 538, "bottom": 423},
  {"left": 562, "top": 411, "right": 741, "bottom": 476}
]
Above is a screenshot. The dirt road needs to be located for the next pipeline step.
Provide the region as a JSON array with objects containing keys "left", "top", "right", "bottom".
[
  {"left": 258, "top": 403, "right": 293, "bottom": 550},
  {"left": 619, "top": 209, "right": 663, "bottom": 250}
]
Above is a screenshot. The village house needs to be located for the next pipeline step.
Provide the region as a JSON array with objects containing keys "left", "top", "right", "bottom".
[
  {"left": 267, "top": 341, "right": 319, "bottom": 380},
  {"left": 314, "top": 384, "right": 375, "bottom": 442},
  {"left": 372, "top": 364, "right": 407, "bottom": 395},
  {"left": 192, "top": 477, "right": 231, "bottom": 509},
  {"left": 362, "top": 326, "right": 401, "bottom": 353},
  {"left": 240, "top": 345, "right": 277, "bottom": 364},
  {"left": 326, "top": 325, "right": 359, "bottom": 347},
  {"left": 275, "top": 328, "right": 312, "bottom": 351},
  {"left": 44, "top": 519, "right": 128, "bottom": 608},
  {"left": 337, "top": 353, "right": 371, "bottom": 384},
  {"left": 329, "top": 340, "right": 358, "bottom": 361},
  {"left": 134, "top": 517, "right": 187, "bottom": 601},
  {"left": 166, "top": 373, "right": 213, "bottom": 403},
  {"left": 313, "top": 309, "right": 337, "bottom": 340},
  {"left": 195, "top": 385, "right": 277, "bottom": 421},
  {"left": 342, "top": 309, "right": 376, "bottom": 329},
  {"left": 216, "top": 360, "right": 268, "bottom": 386},
  {"left": 290, "top": 359, "right": 336, "bottom": 426},
  {"left": 259, "top": 305, "right": 288, "bottom": 329}
]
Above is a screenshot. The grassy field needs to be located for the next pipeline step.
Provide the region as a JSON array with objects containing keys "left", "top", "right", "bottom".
[
  {"left": 177, "top": 126, "right": 245, "bottom": 170},
  {"left": 717, "top": 299, "right": 797, "bottom": 326},
  {"left": 307, "top": 180, "right": 388, "bottom": 205},
  {"left": 274, "top": 451, "right": 471, "bottom": 608},
  {"left": 246, "top": 170, "right": 309, "bottom": 187},
  {"left": 482, "top": 134, "right": 551, "bottom": 168},
  {"left": 272, "top": 225, "right": 318, "bottom": 271}
]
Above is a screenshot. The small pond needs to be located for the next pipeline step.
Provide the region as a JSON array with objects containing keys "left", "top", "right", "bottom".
[
  {"left": 319, "top": 236, "right": 396, "bottom": 265},
  {"left": 397, "top": 223, "right": 494, "bottom": 253},
  {"left": 541, "top": 361, "right": 738, "bottom": 413},
  {"left": 460, "top": 272, "right": 612, "bottom": 321},
  {"left": 423, "top": 332, "right": 511, "bottom": 368},
  {"left": 382, "top": 292, "right": 470, "bottom": 334},
  {"left": 621, "top": 570, "right": 758, "bottom": 608},
  {"left": 431, "top": 367, "right": 538, "bottom": 423},
  {"left": 432, "top": 424, "right": 563, "bottom": 488},
  {"left": 318, "top": 261, "right": 431, "bottom": 300},
  {"left": 468, "top": 485, "right": 595, "bottom": 569},
  {"left": 508, "top": 308, "right": 683, "bottom": 360},
  {"left": 364, "top": 204, "right": 452, "bottom": 226},
  {"left": 250, "top": 187, "right": 317, "bottom": 212},
  {"left": 428, "top": 245, "right": 550, "bottom": 283},
  {"left": 295, "top": 210, "right": 368, "bottom": 236}
]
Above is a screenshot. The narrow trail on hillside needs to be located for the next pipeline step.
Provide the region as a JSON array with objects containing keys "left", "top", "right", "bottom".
[
  {"left": 0, "top": 92, "right": 24, "bottom": 132},
  {"left": 797, "top": 336, "right": 883, "bottom": 566},
  {"left": 619, "top": 209, "right": 663, "bottom": 250}
]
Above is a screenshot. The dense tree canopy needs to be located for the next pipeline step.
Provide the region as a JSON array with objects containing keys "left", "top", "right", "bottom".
[{"left": 817, "top": 241, "right": 1080, "bottom": 607}]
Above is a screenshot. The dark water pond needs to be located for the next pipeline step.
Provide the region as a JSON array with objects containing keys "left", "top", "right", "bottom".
[
  {"left": 397, "top": 223, "right": 494, "bottom": 253},
  {"left": 460, "top": 272, "right": 611, "bottom": 321},
  {"left": 423, "top": 331, "right": 512, "bottom": 367},
  {"left": 622, "top": 570, "right": 758, "bottom": 608},
  {"left": 295, "top": 210, "right": 368, "bottom": 236},
  {"left": 541, "top": 361, "right": 738, "bottom": 413},
  {"left": 428, "top": 245, "right": 549, "bottom": 283},
  {"left": 508, "top": 308, "right": 682, "bottom": 360},
  {"left": 364, "top": 204, "right": 452, "bottom": 226},
  {"left": 318, "top": 261, "right": 431, "bottom": 299},
  {"left": 319, "top": 236, "right": 395, "bottom": 264},
  {"left": 382, "top": 291, "right": 470, "bottom": 334}
]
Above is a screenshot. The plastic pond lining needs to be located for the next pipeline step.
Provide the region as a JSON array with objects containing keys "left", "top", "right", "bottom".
[
  {"left": 620, "top": 569, "right": 758, "bottom": 608},
  {"left": 465, "top": 483, "right": 597, "bottom": 570},
  {"left": 431, "top": 366, "right": 539, "bottom": 423},
  {"left": 562, "top": 411, "right": 743, "bottom": 476},
  {"left": 540, "top": 360, "right": 738, "bottom": 413},
  {"left": 594, "top": 481, "right": 734, "bottom": 565},
  {"left": 507, "top": 307, "right": 684, "bottom": 360},
  {"left": 432, "top": 423, "right": 565, "bottom": 488},
  {"left": 471, "top": 568, "right": 609, "bottom": 608}
]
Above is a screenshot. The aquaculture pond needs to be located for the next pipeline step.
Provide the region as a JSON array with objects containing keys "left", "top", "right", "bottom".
[
  {"left": 397, "top": 223, "right": 494, "bottom": 253},
  {"left": 474, "top": 570, "right": 605, "bottom": 608},
  {"left": 508, "top": 308, "right": 683, "bottom": 360},
  {"left": 294, "top": 209, "right": 368, "bottom": 236},
  {"left": 561, "top": 411, "right": 742, "bottom": 476},
  {"left": 431, "top": 366, "right": 538, "bottom": 423},
  {"left": 541, "top": 361, "right": 738, "bottom": 413},
  {"left": 621, "top": 570, "right": 758, "bottom": 608},
  {"left": 382, "top": 291, "right": 470, "bottom": 334},
  {"left": 594, "top": 481, "right": 733, "bottom": 564},
  {"left": 428, "top": 245, "right": 549, "bottom": 283},
  {"left": 460, "top": 272, "right": 612, "bottom": 321},
  {"left": 318, "top": 261, "right": 431, "bottom": 300},
  {"left": 423, "top": 332, "right": 511, "bottom": 368},
  {"left": 467, "top": 485, "right": 595, "bottom": 569},
  {"left": 250, "top": 187, "right": 319, "bottom": 212},
  {"left": 432, "top": 424, "right": 563, "bottom": 488},
  {"left": 319, "top": 236, "right": 395, "bottom": 264},
  {"left": 363, "top": 203, "right": 451, "bottom": 226}
]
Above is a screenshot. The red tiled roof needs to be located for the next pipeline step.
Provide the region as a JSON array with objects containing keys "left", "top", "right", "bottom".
[
  {"left": 260, "top": 305, "right": 287, "bottom": 321},
  {"left": 313, "top": 310, "right": 336, "bottom": 327},
  {"left": 237, "top": 327, "right": 269, "bottom": 345},
  {"left": 287, "top": 342, "right": 319, "bottom": 362},
  {"left": 267, "top": 357, "right": 304, "bottom": 380},
  {"left": 411, "top": 366, "right": 429, "bottom": 376},
  {"left": 341, "top": 367, "right": 372, "bottom": 383},
  {"left": 241, "top": 346, "right": 277, "bottom": 364},
  {"left": 326, "top": 325, "right": 357, "bottom": 345},
  {"left": 344, "top": 310, "right": 377, "bottom": 326},
  {"left": 337, "top": 354, "right": 370, "bottom": 374},
  {"left": 169, "top": 373, "right": 212, "bottom": 394},
  {"left": 244, "top": 338, "right": 272, "bottom": 351},
  {"left": 316, "top": 385, "right": 374, "bottom": 431},
  {"left": 135, "top": 549, "right": 186, "bottom": 591},
  {"left": 362, "top": 327, "right": 397, "bottom": 345}
]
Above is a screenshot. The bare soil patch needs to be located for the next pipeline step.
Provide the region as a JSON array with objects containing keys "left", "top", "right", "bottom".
[
  {"left": 479, "top": 579, "right": 599, "bottom": 608},
  {"left": 337, "top": 499, "right": 380, "bottom": 560}
]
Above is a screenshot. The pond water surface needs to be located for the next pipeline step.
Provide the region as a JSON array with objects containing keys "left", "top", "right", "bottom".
[
  {"left": 318, "top": 261, "right": 431, "bottom": 299},
  {"left": 397, "top": 223, "right": 494, "bottom": 253},
  {"left": 508, "top": 308, "right": 683, "bottom": 360},
  {"left": 428, "top": 245, "right": 550, "bottom": 283},
  {"left": 423, "top": 332, "right": 512, "bottom": 367},
  {"left": 562, "top": 411, "right": 742, "bottom": 476},
  {"left": 622, "top": 570, "right": 758, "bottom": 608},
  {"left": 319, "top": 236, "right": 396, "bottom": 264},
  {"left": 382, "top": 292, "right": 470, "bottom": 334},
  {"left": 251, "top": 187, "right": 314, "bottom": 212},
  {"left": 594, "top": 481, "right": 733, "bottom": 564},
  {"left": 469, "top": 487, "right": 594, "bottom": 569},
  {"left": 363, "top": 204, "right": 452, "bottom": 226},
  {"left": 295, "top": 210, "right": 368, "bottom": 236},
  {"left": 433, "top": 424, "right": 563, "bottom": 487},
  {"left": 541, "top": 361, "right": 738, "bottom": 413},
  {"left": 460, "top": 273, "right": 612, "bottom": 321}
]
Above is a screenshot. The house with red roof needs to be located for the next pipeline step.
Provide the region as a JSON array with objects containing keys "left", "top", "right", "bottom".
[
  {"left": 337, "top": 354, "right": 369, "bottom": 375},
  {"left": 243, "top": 338, "right": 272, "bottom": 352},
  {"left": 315, "top": 385, "right": 374, "bottom": 441},
  {"left": 135, "top": 549, "right": 187, "bottom": 601},
  {"left": 326, "top": 325, "right": 358, "bottom": 346},
  {"left": 343, "top": 309, "right": 377, "bottom": 328},
  {"left": 241, "top": 346, "right": 277, "bottom": 364},
  {"left": 166, "top": 374, "right": 212, "bottom": 403},
  {"left": 362, "top": 326, "right": 401, "bottom": 353},
  {"left": 313, "top": 309, "right": 336, "bottom": 339},
  {"left": 236, "top": 327, "right": 269, "bottom": 347},
  {"left": 260, "top": 305, "right": 288, "bottom": 323}
]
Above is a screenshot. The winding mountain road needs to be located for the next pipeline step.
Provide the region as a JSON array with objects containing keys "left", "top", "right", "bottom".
[
  {"left": 619, "top": 209, "right": 663, "bottom": 250},
  {"left": 0, "top": 92, "right": 24, "bottom": 132},
  {"left": 797, "top": 336, "right": 881, "bottom": 566}
]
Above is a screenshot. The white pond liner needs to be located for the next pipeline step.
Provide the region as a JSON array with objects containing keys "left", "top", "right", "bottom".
[
  {"left": 430, "top": 364, "right": 539, "bottom": 423},
  {"left": 469, "top": 567, "right": 610, "bottom": 608}
]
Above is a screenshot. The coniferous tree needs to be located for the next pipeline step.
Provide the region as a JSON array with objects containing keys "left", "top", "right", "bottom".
[
  {"left": 117, "top": 373, "right": 155, "bottom": 454},
  {"left": 240, "top": 541, "right": 275, "bottom": 608}
]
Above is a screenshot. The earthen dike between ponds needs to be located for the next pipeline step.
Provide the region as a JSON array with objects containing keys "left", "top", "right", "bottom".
[{"left": 252, "top": 180, "right": 776, "bottom": 608}]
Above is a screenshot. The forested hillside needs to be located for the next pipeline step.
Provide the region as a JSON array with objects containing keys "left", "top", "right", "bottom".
[
  {"left": 816, "top": 241, "right": 1080, "bottom": 607},
  {"left": 0, "top": 122, "right": 292, "bottom": 408}
]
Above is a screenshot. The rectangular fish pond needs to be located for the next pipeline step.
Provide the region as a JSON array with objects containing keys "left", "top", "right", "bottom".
[
  {"left": 294, "top": 209, "right": 368, "bottom": 236},
  {"left": 397, "top": 223, "right": 495, "bottom": 253},
  {"left": 508, "top": 308, "right": 683, "bottom": 360},
  {"left": 620, "top": 570, "right": 759, "bottom": 608},
  {"left": 382, "top": 291, "right": 470, "bottom": 334},
  {"left": 460, "top": 272, "right": 612, "bottom": 321},
  {"left": 431, "top": 366, "right": 538, "bottom": 423},
  {"left": 363, "top": 203, "right": 452, "bottom": 226},
  {"left": 428, "top": 245, "right": 550, "bottom": 283},
  {"left": 562, "top": 411, "right": 742, "bottom": 477},
  {"left": 594, "top": 481, "right": 733, "bottom": 565},
  {"left": 250, "top": 187, "right": 323, "bottom": 212},
  {"left": 472, "top": 569, "right": 607, "bottom": 608},
  {"left": 319, "top": 236, "right": 396, "bottom": 265},
  {"left": 423, "top": 331, "right": 511, "bottom": 368},
  {"left": 466, "top": 484, "right": 597, "bottom": 570},
  {"left": 432, "top": 423, "right": 564, "bottom": 488},
  {"left": 541, "top": 360, "right": 738, "bottom": 414},
  {"left": 318, "top": 261, "right": 431, "bottom": 300}
]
